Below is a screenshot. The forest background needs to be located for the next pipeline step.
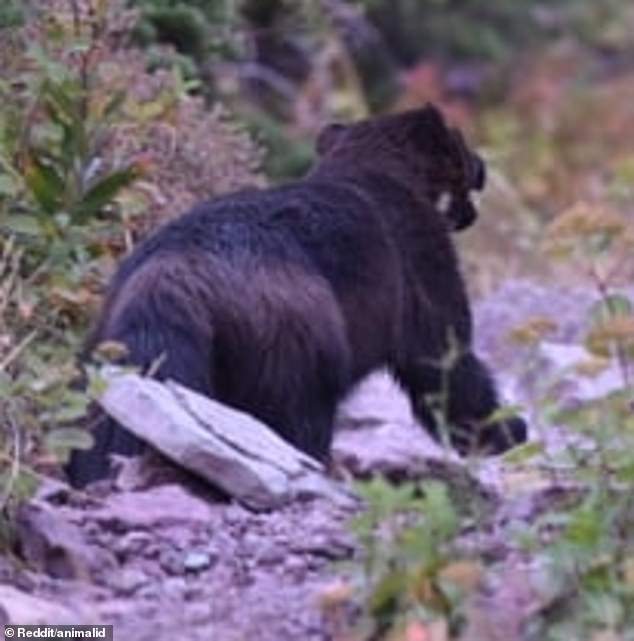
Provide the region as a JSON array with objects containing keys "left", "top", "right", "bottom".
[{"left": 2, "top": 1, "right": 634, "bottom": 639}]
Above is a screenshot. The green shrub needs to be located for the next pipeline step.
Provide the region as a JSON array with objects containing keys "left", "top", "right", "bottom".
[{"left": 0, "top": 0, "right": 262, "bottom": 529}]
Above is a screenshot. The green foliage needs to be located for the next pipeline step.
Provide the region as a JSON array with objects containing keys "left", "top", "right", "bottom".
[
  {"left": 0, "top": 0, "right": 263, "bottom": 532},
  {"left": 0, "top": 2, "right": 140, "bottom": 521},
  {"left": 527, "top": 490, "right": 634, "bottom": 639},
  {"left": 0, "top": 0, "right": 24, "bottom": 30},
  {"left": 244, "top": 110, "right": 314, "bottom": 181},
  {"left": 0, "top": 236, "right": 90, "bottom": 537},
  {"left": 344, "top": 477, "right": 482, "bottom": 638},
  {"left": 0, "top": 29, "right": 142, "bottom": 274},
  {"left": 0, "top": 14, "right": 139, "bottom": 519},
  {"left": 360, "top": 0, "right": 628, "bottom": 64},
  {"left": 131, "top": 0, "right": 242, "bottom": 62},
  {"left": 339, "top": 197, "right": 634, "bottom": 639},
  {"left": 507, "top": 205, "right": 634, "bottom": 640},
  {"left": 133, "top": 3, "right": 212, "bottom": 60}
]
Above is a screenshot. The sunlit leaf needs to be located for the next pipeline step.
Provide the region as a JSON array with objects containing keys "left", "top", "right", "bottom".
[
  {"left": 509, "top": 315, "right": 558, "bottom": 345},
  {"left": 42, "top": 81, "right": 77, "bottom": 128},
  {"left": 45, "top": 427, "right": 93, "bottom": 453},
  {"left": 585, "top": 316, "right": 634, "bottom": 359},
  {"left": 543, "top": 202, "right": 627, "bottom": 261},
  {"left": 485, "top": 404, "right": 525, "bottom": 425},
  {"left": 502, "top": 441, "right": 544, "bottom": 464},
  {"left": 573, "top": 357, "right": 611, "bottom": 378},
  {"left": 72, "top": 165, "right": 141, "bottom": 222},
  {"left": 93, "top": 340, "right": 129, "bottom": 363}
]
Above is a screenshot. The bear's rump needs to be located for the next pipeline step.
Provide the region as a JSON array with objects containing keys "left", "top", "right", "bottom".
[{"left": 212, "top": 262, "right": 350, "bottom": 402}]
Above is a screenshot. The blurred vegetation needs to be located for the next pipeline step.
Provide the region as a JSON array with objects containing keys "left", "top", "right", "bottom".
[
  {"left": 0, "top": 1, "right": 24, "bottom": 30},
  {"left": 117, "top": 0, "right": 634, "bottom": 188},
  {"left": 361, "top": 0, "right": 629, "bottom": 64},
  {"left": 0, "top": 0, "right": 262, "bottom": 537},
  {"left": 2, "top": 1, "right": 634, "bottom": 639}
]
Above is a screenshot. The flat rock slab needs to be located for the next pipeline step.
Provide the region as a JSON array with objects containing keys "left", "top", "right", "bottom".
[{"left": 99, "top": 372, "right": 355, "bottom": 511}]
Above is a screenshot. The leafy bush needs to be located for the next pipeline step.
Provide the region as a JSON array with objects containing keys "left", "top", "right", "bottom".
[
  {"left": 334, "top": 203, "right": 634, "bottom": 639},
  {"left": 129, "top": 0, "right": 243, "bottom": 88},
  {"left": 0, "top": 0, "right": 146, "bottom": 506},
  {"left": 334, "top": 478, "right": 483, "bottom": 640},
  {"left": 0, "top": 0, "right": 262, "bottom": 525},
  {"left": 517, "top": 203, "right": 634, "bottom": 639}
]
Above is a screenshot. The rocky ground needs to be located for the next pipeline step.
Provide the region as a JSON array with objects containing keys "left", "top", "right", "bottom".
[{"left": 0, "top": 280, "right": 622, "bottom": 640}]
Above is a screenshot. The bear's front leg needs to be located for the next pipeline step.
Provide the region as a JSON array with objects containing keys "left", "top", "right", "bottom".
[{"left": 393, "top": 352, "right": 527, "bottom": 455}]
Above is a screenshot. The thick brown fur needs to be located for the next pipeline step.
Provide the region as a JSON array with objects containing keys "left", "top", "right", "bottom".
[{"left": 67, "top": 104, "right": 526, "bottom": 487}]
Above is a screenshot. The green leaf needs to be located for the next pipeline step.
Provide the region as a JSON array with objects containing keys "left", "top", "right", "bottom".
[
  {"left": 27, "top": 45, "right": 69, "bottom": 84},
  {"left": 102, "top": 89, "right": 127, "bottom": 120},
  {"left": 565, "top": 503, "right": 603, "bottom": 551},
  {"left": 24, "top": 153, "right": 65, "bottom": 214},
  {"left": 43, "top": 82, "right": 89, "bottom": 163},
  {"left": 42, "top": 81, "right": 77, "bottom": 128},
  {"left": 420, "top": 482, "right": 459, "bottom": 542},
  {"left": 369, "top": 569, "right": 407, "bottom": 618},
  {"left": 45, "top": 427, "right": 93, "bottom": 452},
  {"left": 52, "top": 401, "right": 90, "bottom": 423},
  {"left": 614, "top": 460, "right": 634, "bottom": 483},
  {"left": 1, "top": 214, "right": 42, "bottom": 236},
  {"left": 0, "top": 470, "right": 38, "bottom": 502},
  {"left": 72, "top": 165, "right": 140, "bottom": 223},
  {"left": 44, "top": 428, "right": 94, "bottom": 464},
  {"left": 59, "top": 121, "right": 81, "bottom": 169},
  {"left": 485, "top": 404, "right": 525, "bottom": 425},
  {"left": 502, "top": 441, "right": 545, "bottom": 464},
  {"left": 588, "top": 295, "right": 633, "bottom": 327},
  {"left": 0, "top": 174, "right": 19, "bottom": 197}
]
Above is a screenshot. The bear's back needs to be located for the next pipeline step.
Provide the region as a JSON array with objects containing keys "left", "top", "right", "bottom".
[{"left": 112, "top": 179, "right": 396, "bottom": 296}]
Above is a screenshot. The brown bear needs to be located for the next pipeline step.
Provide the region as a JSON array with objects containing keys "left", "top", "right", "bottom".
[{"left": 67, "top": 104, "right": 526, "bottom": 487}]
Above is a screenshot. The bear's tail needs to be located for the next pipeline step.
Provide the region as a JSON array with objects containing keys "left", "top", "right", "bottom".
[{"left": 66, "top": 276, "right": 214, "bottom": 487}]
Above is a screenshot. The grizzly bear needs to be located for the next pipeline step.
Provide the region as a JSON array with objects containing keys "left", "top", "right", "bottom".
[{"left": 67, "top": 104, "right": 526, "bottom": 487}]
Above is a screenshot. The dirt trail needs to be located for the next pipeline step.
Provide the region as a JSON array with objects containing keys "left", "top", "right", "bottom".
[{"left": 1, "top": 280, "right": 607, "bottom": 640}]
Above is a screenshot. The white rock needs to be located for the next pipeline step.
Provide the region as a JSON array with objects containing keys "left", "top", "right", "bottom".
[{"left": 98, "top": 372, "right": 355, "bottom": 511}]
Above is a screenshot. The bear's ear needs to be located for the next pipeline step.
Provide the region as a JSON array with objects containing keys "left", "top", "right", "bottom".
[
  {"left": 316, "top": 123, "right": 347, "bottom": 155},
  {"left": 421, "top": 102, "right": 449, "bottom": 131},
  {"left": 410, "top": 103, "right": 453, "bottom": 152}
]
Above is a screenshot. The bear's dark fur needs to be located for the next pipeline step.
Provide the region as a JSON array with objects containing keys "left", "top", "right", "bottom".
[{"left": 67, "top": 104, "right": 526, "bottom": 487}]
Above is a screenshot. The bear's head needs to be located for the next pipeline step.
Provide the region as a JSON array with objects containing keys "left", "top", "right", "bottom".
[{"left": 314, "top": 104, "right": 484, "bottom": 231}]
